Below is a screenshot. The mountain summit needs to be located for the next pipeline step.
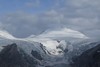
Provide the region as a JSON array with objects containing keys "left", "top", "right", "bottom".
[{"left": 37, "top": 28, "right": 89, "bottom": 39}]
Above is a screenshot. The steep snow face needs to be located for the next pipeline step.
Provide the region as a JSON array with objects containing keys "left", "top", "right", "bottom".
[
  {"left": 37, "top": 28, "right": 89, "bottom": 39},
  {"left": 0, "top": 30, "right": 16, "bottom": 39},
  {"left": 40, "top": 39, "right": 62, "bottom": 55},
  {"left": 26, "top": 37, "right": 63, "bottom": 55}
]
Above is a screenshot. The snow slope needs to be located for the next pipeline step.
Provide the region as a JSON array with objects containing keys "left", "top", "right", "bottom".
[
  {"left": 0, "top": 30, "right": 16, "bottom": 39},
  {"left": 37, "top": 28, "right": 88, "bottom": 39}
]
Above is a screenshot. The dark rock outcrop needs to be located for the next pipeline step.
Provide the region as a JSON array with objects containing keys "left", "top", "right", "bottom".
[
  {"left": 72, "top": 44, "right": 100, "bottom": 67},
  {"left": 31, "top": 50, "right": 43, "bottom": 60},
  {"left": 0, "top": 43, "right": 37, "bottom": 67}
]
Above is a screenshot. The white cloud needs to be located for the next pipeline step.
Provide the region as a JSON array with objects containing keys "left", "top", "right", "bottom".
[
  {"left": 25, "top": 0, "right": 40, "bottom": 8},
  {"left": 66, "top": 0, "right": 100, "bottom": 8}
]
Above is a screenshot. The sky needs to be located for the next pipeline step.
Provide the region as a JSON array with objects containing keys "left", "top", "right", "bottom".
[{"left": 0, "top": 0, "right": 100, "bottom": 39}]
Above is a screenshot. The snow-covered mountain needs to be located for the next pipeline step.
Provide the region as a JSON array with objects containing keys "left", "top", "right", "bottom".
[
  {"left": 25, "top": 28, "right": 90, "bottom": 55},
  {"left": 0, "top": 28, "right": 96, "bottom": 56},
  {"left": 0, "top": 28, "right": 99, "bottom": 67}
]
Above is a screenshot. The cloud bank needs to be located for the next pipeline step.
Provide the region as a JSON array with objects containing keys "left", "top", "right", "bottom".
[{"left": 0, "top": 0, "right": 100, "bottom": 39}]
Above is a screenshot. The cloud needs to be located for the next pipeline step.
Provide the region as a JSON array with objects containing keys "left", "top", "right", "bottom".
[
  {"left": 68, "top": 0, "right": 100, "bottom": 8},
  {"left": 85, "top": 30, "right": 100, "bottom": 40},
  {"left": 0, "top": 0, "right": 100, "bottom": 39},
  {"left": 25, "top": 0, "right": 40, "bottom": 8},
  {"left": 0, "top": 11, "right": 63, "bottom": 38},
  {"left": 0, "top": 12, "right": 39, "bottom": 37},
  {"left": 49, "top": 0, "right": 100, "bottom": 39}
]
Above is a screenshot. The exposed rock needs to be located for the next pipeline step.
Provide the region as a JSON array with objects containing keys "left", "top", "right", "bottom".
[
  {"left": 72, "top": 44, "right": 100, "bottom": 67},
  {"left": 0, "top": 43, "right": 37, "bottom": 67},
  {"left": 31, "top": 50, "right": 43, "bottom": 60}
]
